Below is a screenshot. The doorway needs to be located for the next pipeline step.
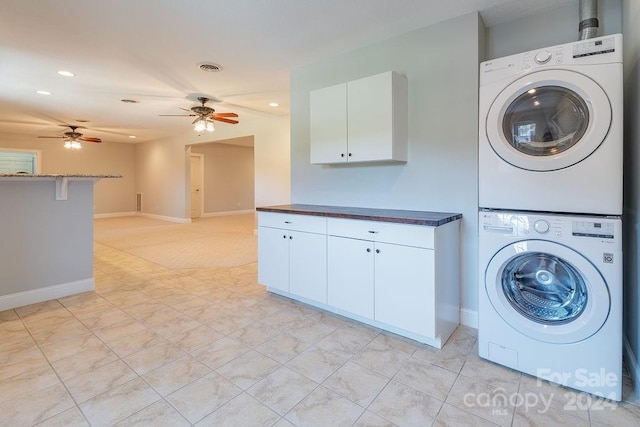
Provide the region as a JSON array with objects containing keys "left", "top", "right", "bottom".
[{"left": 190, "top": 153, "right": 204, "bottom": 218}]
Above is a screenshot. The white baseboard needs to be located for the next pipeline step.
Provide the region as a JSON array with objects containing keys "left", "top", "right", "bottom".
[
  {"left": 624, "top": 336, "right": 640, "bottom": 399},
  {"left": 460, "top": 307, "right": 478, "bottom": 329},
  {"left": 202, "top": 209, "right": 255, "bottom": 217},
  {"left": 94, "top": 211, "right": 136, "bottom": 219},
  {"left": 0, "top": 278, "right": 95, "bottom": 311},
  {"left": 137, "top": 212, "right": 192, "bottom": 224}
]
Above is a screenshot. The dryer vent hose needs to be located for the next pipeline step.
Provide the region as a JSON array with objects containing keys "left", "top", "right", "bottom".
[{"left": 579, "top": 0, "right": 599, "bottom": 40}]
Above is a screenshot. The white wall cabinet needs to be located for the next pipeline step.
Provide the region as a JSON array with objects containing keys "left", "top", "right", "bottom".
[
  {"left": 310, "top": 71, "right": 408, "bottom": 164},
  {"left": 257, "top": 208, "right": 460, "bottom": 348},
  {"left": 257, "top": 213, "right": 327, "bottom": 304}
]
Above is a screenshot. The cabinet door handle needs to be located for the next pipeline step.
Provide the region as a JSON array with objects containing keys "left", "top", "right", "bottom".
[
  {"left": 368, "top": 230, "right": 379, "bottom": 234},
  {"left": 366, "top": 248, "right": 371, "bottom": 253},
  {"left": 376, "top": 249, "right": 381, "bottom": 254}
]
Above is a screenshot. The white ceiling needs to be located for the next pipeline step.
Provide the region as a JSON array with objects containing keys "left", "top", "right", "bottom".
[{"left": 0, "top": 0, "right": 575, "bottom": 144}]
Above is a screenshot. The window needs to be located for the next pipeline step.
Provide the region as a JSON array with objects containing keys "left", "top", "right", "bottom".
[{"left": 0, "top": 149, "right": 40, "bottom": 173}]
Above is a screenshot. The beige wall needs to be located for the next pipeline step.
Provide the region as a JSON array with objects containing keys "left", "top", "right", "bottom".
[
  {"left": 191, "top": 138, "right": 255, "bottom": 214},
  {"left": 0, "top": 132, "right": 136, "bottom": 214},
  {"left": 135, "top": 113, "right": 290, "bottom": 221}
]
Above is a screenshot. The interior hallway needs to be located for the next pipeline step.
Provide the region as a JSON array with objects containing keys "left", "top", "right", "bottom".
[{"left": 0, "top": 215, "right": 638, "bottom": 426}]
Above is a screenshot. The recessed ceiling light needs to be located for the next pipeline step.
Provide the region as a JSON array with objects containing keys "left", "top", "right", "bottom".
[
  {"left": 120, "top": 99, "right": 140, "bottom": 103},
  {"left": 269, "top": 102, "right": 279, "bottom": 107},
  {"left": 199, "top": 63, "right": 223, "bottom": 72},
  {"left": 36, "top": 90, "right": 51, "bottom": 95},
  {"left": 57, "top": 70, "right": 75, "bottom": 77},
  {"left": 129, "top": 135, "right": 136, "bottom": 139}
]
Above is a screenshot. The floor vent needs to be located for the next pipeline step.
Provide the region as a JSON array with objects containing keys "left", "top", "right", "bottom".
[{"left": 136, "top": 193, "right": 142, "bottom": 212}]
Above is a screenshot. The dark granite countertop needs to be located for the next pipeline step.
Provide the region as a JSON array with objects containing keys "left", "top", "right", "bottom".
[{"left": 257, "top": 204, "right": 462, "bottom": 227}]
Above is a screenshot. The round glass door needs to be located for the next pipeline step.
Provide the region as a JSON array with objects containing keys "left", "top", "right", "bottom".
[
  {"left": 502, "top": 252, "right": 588, "bottom": 324},
  {"left": 485, "top": 240, "right": 610, "bottom": 344},
  {"left": 486, "top": 70, "right": 611, "bottom": 171},
  {"left": 503, "top": 86, "right": 589, "bottom": 157}
]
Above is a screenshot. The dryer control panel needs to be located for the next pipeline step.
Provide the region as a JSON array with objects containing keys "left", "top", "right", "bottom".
[{"left": 479, "top": 210, "right": 620, "bottom": 245}]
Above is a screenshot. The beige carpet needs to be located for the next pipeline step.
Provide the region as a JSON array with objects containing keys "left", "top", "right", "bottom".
[{"left": 94, "top": 214, "right": 257, "bottom": 269}]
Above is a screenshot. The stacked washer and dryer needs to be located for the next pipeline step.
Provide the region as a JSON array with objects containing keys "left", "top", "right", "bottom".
[{"left": 478, "top": 33, "right": 623, "bottom": 400}]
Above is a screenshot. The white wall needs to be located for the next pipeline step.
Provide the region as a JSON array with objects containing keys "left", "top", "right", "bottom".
[
  {"left": 135, "top": 113, "right": 290, "bottom": 221},
  {"left": 622, "top": 0, "right": 640, "bottom": 395},
  {"left": 290, "top": 13, "right": 483, "bottom": 321},
  {"left": 0, "top": 132, "right": 136, "bottom": 214}
]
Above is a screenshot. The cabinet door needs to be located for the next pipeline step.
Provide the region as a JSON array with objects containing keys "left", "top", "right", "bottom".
[
  {"left": 347, "top": 72, "right": 394, "bottom": 162},
  {"left": 257, "top": 226, "right": 290, "bottom": 293},
  {"left": 374, "top": 242, "right": 436, "bottom": 338},
  {"left": 290, "top": 231, "right": 327, "bottom": 303},
  {"left": 310, "top": 83, "right": 348, "bottom": 164},
  {"left": 328, "top": 236, "right": 374, "bottom": 319}
]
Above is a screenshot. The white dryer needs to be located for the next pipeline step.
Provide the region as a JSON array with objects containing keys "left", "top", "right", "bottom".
[
  {"left": 478, "top": 209, "right": 622, "bottom": 400},
  {"left": 479, "top": 34, "right": 622, "bottom": 215}
]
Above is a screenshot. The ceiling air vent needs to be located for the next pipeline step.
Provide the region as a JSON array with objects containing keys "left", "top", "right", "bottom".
[{"left": 199, "top": 63, "right": 223, "bottom": 72}]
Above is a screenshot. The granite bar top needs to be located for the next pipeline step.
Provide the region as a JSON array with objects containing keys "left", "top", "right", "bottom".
[
  {"left": 257, "top": 204, "right": 462, "bottom": 226},
  {"left": 0, "top": 173, "right": 122, "bottom": 178}
]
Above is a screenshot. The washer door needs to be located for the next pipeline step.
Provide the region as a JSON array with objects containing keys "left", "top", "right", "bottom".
[
  {"left": 486, "top": 69, "right": 611, "bottom": 171},
  {"left": 485, "top": 240, "right": 610, "bottom": 344}
]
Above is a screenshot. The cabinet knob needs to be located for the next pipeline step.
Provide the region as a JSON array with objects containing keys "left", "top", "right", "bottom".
[
  {"left": 283, "top": 235, "right": 287, "bottom": 239},
  {"left": 348, "top": 153, "right": 352, "bottom": 157},
  {"left": 376, "top": 249, "right": 381, "bottom": 254},
  {"left": 341, "top": 153, "right": 345, "bottom": 157},
  {"left": 284, "top": 221, "right": 292, "bottom": 224},
  {"left": 289, "top": 236, "right": 293, "bottom": 239},
  {"left": 366, "top": 248, "right": 371, "bottom": 253}
]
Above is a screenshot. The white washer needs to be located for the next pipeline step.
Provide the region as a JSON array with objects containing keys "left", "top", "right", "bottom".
[
  {"left": 478, "top": 209, "right": 622, "bottom": 400},
  {"left": 479, "top": 34, "right": 623, "bottom": 215}
]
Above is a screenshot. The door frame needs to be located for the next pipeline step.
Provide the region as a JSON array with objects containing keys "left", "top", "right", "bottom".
[{"left": 190, "top": 153, "right": 205, "bottom": 218}]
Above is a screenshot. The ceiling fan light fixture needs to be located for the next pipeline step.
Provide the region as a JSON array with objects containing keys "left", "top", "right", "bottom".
[
  {"left": 64, "top": 140, "right": 81, "bottom": 150},
  {"left": 206, "top": 120, "right": 215, "bottom": 132},
  {"left": 194, "top": 119, "right": 206, "bottom": 132}
]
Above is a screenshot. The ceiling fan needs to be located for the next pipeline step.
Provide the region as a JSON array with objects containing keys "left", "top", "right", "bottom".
[
  {"left": 37, "top": 125, "right": 102, "bottom": 149},
  {"left": 160, "top": 97, "right": 239, "bottom": 132}
]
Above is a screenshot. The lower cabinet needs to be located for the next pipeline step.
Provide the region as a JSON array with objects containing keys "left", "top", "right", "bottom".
[
  {"left": 257, "top": 213, "right": 327, "bottom": 304},
  {"left": 327, "top": 236, "right": 375, "bottom": 319},
  {"left": 374, "top": 242, "right": 435, "bottom": 338},
  {"left": 257, "top": 210, "right": 460, "bottom": 348}
]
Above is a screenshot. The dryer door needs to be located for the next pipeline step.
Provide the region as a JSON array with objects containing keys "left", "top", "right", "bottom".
[
  {"left": 486, "top": 69, "right": 611, "bottom": 171},
  {"left": 485, "top": 240, "right": 610, "bottom": 344}
]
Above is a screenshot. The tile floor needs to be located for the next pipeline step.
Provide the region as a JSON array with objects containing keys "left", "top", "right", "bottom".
[{"left": 1, "top": 239, "right": 640, "bottom": 425}]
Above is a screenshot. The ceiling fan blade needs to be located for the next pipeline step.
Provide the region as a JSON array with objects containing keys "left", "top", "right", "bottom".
[
  {"left": 37, "top": 136, "right": 64, "bottom": 139},
  {"left": 159, "top": 114, "right": 195, "bottom": 117},
  {"left": 80, "top": 137, "right": 102, "bottom": 143},
  {"left": 179, "top": 108, "right": 193, "bottom": 113},
  {"left": 212, "top": 113, "right": 238, "bottom": 118},
  {"left": 213, "top": 117, "right": 239, "bottom": 124}
]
